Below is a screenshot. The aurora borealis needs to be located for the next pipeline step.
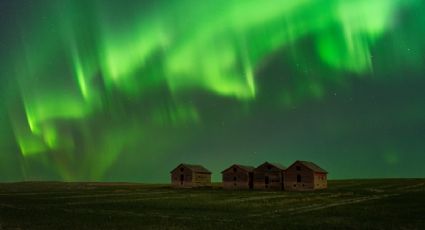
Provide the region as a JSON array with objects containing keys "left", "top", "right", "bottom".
[{"left": 0, "top": 0, "right": 424, "bottom": 182}]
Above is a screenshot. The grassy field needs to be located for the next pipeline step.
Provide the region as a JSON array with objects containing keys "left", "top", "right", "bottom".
[{"left": 0, "top": 179, "right": 424, "bottom": 230}]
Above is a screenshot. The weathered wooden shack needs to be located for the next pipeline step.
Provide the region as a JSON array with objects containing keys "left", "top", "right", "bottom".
[
  {"left": 170, "top": 163, "right": 212, "bottom": 188},
  {"left": 253, "top": 162, "right": 286, "bottom": 190},
  {"left": 221, "top": 164, "right": 255, "bottom": 189},
  {"left": 284, "top": 160, "right": 328, "bottom": 191}
]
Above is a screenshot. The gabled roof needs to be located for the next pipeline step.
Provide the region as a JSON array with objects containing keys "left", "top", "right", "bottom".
[
  {"left": 269, "top": 162, "right": 287, "bottom": 170},
  {"left": 255, "top": 162, "right": 287, "bottom": 171},
  {"left": 171, "top": 163, "right": 211, "bottom": 174},
  {"left": 292, "top": 161, "right": 328, "bottom": 173},
  {"left": 221, "top": 164, "right": 255, "bottom": 173}
]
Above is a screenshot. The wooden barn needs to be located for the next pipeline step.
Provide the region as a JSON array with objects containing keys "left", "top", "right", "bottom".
[
  {"left": 170, "top": 163, "right": 212, "bottom": 188},
  {"left": 221, "top": 164, "right": 255, "bottom": 189},
  {"left": 253, "top": 162, "right": 286, "bottom": 190},
  {"left": 284, "top": 160, "right": 328, "bottom": 191}
]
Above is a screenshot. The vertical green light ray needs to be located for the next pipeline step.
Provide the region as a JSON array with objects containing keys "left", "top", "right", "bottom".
[{"left": 2, "top": 0, "right": 424, "bottom": 180}]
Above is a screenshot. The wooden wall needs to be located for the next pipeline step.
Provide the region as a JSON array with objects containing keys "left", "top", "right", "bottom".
[
  {"left": 222, "top": 167, "right": 252, "bottom": 189},
  {"left": 171, "top": 167, "right": 193, "bottom": 188},
  {"left": 192, "top": 172, "right": 211, "bottom": 187},
  {"left": 313, "top": 173, "right": 327, "bottom": 189},
  {"left": 253, "top": 164, "right": 284, "bottom": 190}
]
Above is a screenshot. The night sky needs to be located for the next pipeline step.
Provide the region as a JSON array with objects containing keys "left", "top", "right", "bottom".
[{"left": 0, "top": 0, "right": 424, "bottom": 182}]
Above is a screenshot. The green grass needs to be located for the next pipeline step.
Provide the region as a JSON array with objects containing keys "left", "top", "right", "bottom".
[{"left": 0, "top": 179, "right": 424, "bottom": 229}]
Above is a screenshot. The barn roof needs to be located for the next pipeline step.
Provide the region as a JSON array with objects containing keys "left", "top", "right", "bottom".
[
  {"left": 221, "top": 164, "right": 255, "bottom": 173},
  {"left": 296, "top": 161, "right": 328, "bottom": 173},
  {"left": 269, "top": 162, "right": 287, "bottom": 170},
  {"left": 171, "top": 163, "right": 211, "bottom": 174},
  {"left": 255, "top": 162, "right": 287, "bottom": 171}
]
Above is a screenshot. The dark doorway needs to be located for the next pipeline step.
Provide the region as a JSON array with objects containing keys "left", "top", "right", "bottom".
[
  {"left": 180, "top": 174, "right": 184, "bottom": 185},
  {"left": 265, "top": 176, "right": 270, "bottom": 188},
  {"left": 297, "top": 174, "right": 301, "bottom": 183},
  {"left": 248, "top": 172, "right": 254, "bottom": 189}
]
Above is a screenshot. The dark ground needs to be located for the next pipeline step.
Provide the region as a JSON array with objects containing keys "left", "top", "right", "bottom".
[{"left": 0, "top": 179, "right": 424, "bottom": 229}]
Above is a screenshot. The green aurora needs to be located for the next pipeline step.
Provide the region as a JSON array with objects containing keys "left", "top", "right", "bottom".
[{"left": 0, "top": 0, "right": 424, "bottom": 181}]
